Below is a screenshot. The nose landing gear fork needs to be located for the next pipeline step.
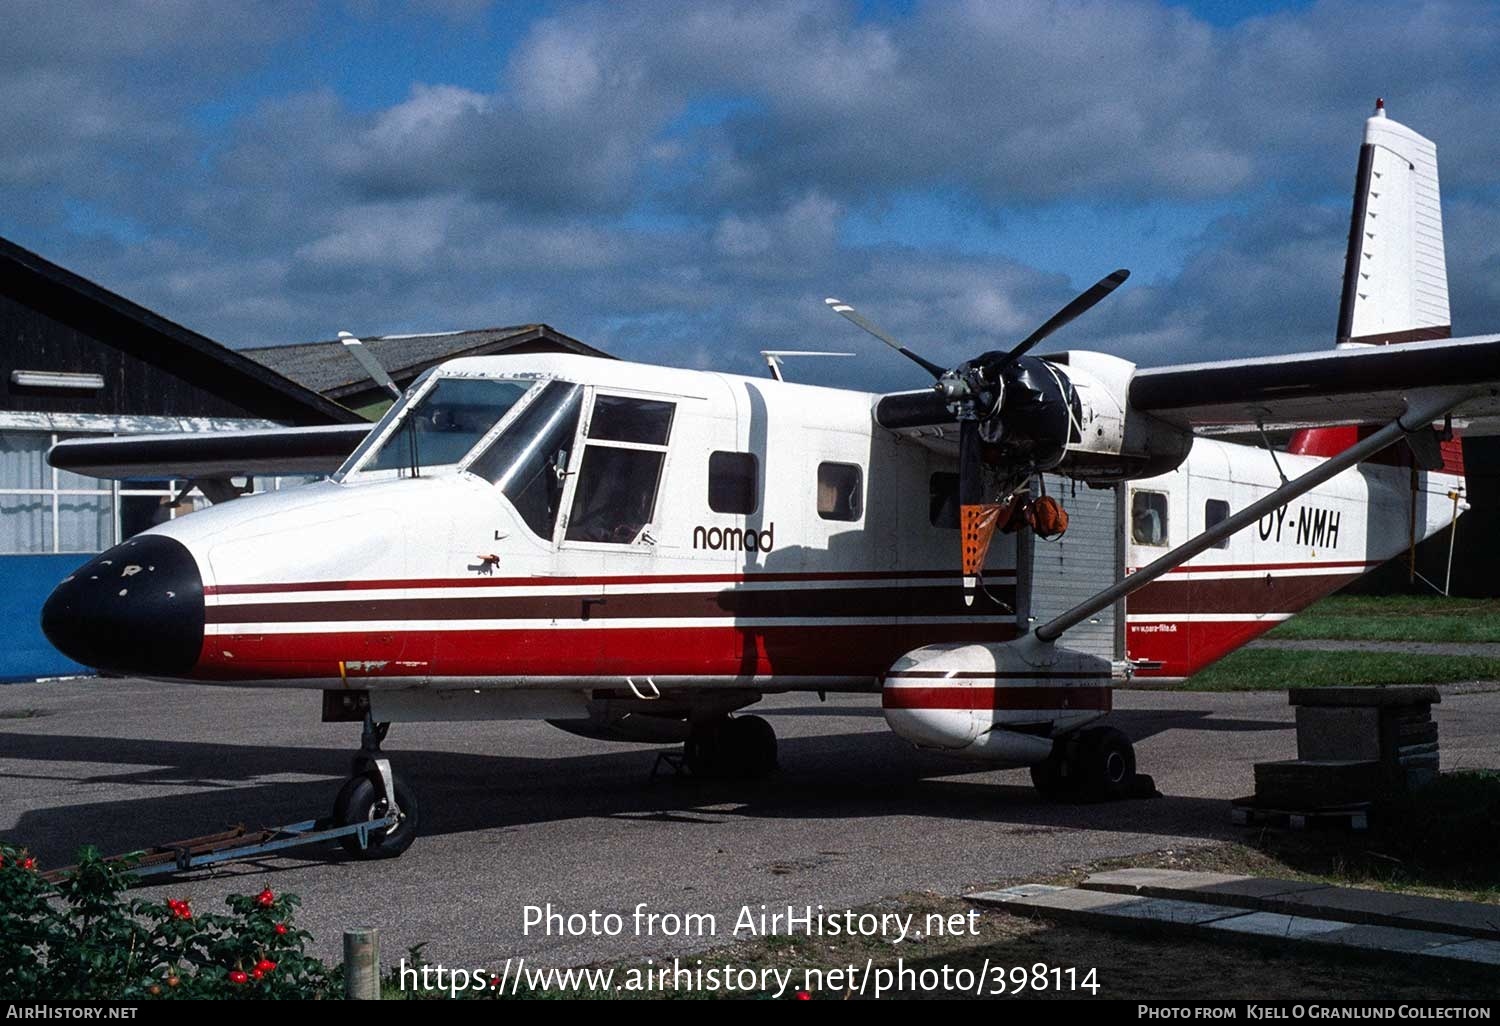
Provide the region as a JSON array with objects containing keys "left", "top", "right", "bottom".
[{"left": 331, "top": 713, "right": 421, "bottom": 859}]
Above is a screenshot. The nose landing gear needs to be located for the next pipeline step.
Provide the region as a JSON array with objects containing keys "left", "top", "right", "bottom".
[{"left": 332, "top": 715, "right": 421, "bottom": 859}]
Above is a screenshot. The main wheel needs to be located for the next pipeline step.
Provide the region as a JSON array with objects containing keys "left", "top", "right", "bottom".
[
  {"left": 332, "top": 772, "right": 420, "bottom": 859},
  {"left": 1028, "top": 746, "right": 1079, "bottom": 801},
  {"left": 727, "top": 715, "right": 778, "bottom": 777},
  {"left": 1074, "top": 726, "right": 1137, "bottom": 802},
  {"left": 683, "top": 715, "right": 778, "bottom": 779}
]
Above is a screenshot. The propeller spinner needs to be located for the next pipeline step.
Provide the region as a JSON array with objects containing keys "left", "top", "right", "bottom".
[{"left": 826, "top": 269, "right": 1130, "bottom": 605}]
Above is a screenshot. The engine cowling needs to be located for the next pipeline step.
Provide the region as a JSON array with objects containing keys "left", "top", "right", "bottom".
[{"left": 881, "top": 638, "right": 1114, "bottom": 765}]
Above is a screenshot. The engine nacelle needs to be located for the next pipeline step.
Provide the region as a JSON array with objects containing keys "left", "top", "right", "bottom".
[
  {"left": 1050, "top": 351, "right": 1194, "bottom": 482},
  {"left": 881, "top": 637, "right": 1113, "bottom": 765}
]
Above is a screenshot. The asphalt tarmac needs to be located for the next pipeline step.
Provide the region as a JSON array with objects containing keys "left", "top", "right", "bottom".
[{"left": 2, "top": 677, "right": 1497, "bottom": 971}]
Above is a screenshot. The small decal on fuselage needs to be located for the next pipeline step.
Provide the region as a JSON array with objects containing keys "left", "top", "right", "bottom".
[{"left": 692, "top": 523, "right": 776, "bottom": 552}]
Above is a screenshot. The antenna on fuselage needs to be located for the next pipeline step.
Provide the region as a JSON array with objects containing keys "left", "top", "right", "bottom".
[{"left": 760, "top": 350, "right": 855, "bottom": 382}]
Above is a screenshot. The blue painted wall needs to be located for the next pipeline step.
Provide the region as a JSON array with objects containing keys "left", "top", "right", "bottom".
[{"left": 0, "top": 554, "right": 92, "bottom": 682}]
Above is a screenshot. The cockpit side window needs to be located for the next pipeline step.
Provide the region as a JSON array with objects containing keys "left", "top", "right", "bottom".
[
  {"left": 564, "top": 396, "right": 676, "bottom": 545},
  {"left": 468, "top": 381, "right": 584, "bottom": 540},
  {"left": 356, "top": 377, "right": 533, "bottom": 476}
]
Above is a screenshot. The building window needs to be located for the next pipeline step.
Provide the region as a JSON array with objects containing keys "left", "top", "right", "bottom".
[
  {"left": 565, "top": 395, "right": 676, "bottom": 544},
  {"left": 929, "top": 472, "right": 959, "bottom": 529},
  {"left": 1131, "top": 490, "right": 1169, "bottom": 546},
  {"left": 817, "top": 462, "right": 863, "bottom": 522},
  {"left": 1205, "top": 498, "right": 1231, "bottom": 549},
  {"left": 708, "top": 451, "right": 758, "bottom": 515},
  {"left": 0, "top": 429, "right": 291, "bottom": 555}
]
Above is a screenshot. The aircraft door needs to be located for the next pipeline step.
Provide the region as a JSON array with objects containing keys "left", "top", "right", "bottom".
[{"left": 559, "top": 389, "right": 679, "bottom": 676}]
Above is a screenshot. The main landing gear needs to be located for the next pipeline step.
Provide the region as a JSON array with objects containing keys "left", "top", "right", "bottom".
[
  {"left": 1029, "top": 726, "right": 1156, "bottom": 803},
  {"left": 683, "top": 714, "right": 779, "bottom": 779},
  {"left": 331, "top": 715, "right": 421, "bottom": 859}
]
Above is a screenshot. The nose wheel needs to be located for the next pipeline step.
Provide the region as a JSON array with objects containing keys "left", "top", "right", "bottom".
[
  {"left": 683, "top": 714, "right": 778, "bottom": 779},
  {"left": 332, "top": 716, "right": 421, "bottom": 859},
  {"left": 1030, "top": 726, "right": 1153, "bottom": 802}
]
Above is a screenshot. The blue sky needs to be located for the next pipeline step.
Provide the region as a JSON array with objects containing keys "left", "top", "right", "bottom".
[{"left": 2, "top": 0, "right": 1497, "bottom": 394}]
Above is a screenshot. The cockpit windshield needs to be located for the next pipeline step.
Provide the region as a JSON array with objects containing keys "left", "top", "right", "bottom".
[{"left": 342, "top": 376, "right": 534, "bottom": 477}]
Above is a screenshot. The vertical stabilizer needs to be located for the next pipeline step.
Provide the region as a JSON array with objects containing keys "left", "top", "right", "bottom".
[
  {"left": 1336, "top": 99, "right": 1450, "bottom": 346},
  {"left": 1291, "top": 101, "right": 1461, "bottom": 474}
]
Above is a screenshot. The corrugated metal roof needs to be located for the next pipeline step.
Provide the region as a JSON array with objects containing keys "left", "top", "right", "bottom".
[{"left": 242, "top": 324, "right": 610, "bottom": 399}]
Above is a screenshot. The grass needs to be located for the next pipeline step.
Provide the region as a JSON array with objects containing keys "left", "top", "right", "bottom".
[
  {"left": 1268, "top": 594, "right": 1500, "bottom": 643},
  {"left": 1183, "top": 647, "right": 1500, "bottom": 691}
]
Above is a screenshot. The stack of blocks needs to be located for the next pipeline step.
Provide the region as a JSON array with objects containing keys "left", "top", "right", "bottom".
[{"left": 1252, "top": 686, "right": 1441, "bottom": 809}]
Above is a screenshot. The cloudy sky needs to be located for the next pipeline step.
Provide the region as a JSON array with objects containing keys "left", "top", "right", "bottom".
[{"left": 3, "top": 0, "right": 1497, "bottom": 392}]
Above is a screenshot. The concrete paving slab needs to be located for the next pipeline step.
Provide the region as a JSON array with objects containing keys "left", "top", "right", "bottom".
[
  {"left": 1267, "top": 886, "right": 1500, "bottom": 940},
  {"left": 966, "top": 885, "right": 1067, "bottom": 905},
  {"left": 1083, "top": 868, "right": 1341, "bottom": 909},
  {"left": 1319, "top": 923, "right": 1467, "bottom": 954},
  {"left": 1203, "top": 911, "right": 1353, "bottom": 940},
  {"left": 1422, "top": 939, "right": 1500, "bottom": 967},
  {"left": 975, "top": 886, "right": 1239, "bottom": 928}
]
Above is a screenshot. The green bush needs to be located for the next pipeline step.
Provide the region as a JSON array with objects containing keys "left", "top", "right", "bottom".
[{"left": 0, "top": 843, "right": 336, "bottom": 1000}]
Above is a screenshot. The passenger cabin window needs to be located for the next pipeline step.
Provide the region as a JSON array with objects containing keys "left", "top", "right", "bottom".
[
  {"left": 565, "top": 396, "right": 676, "bottom": 544},
  {"left": 817, "top": 462, "right": 863, "bottom": 522},
  {"left": 708, "top": 451, "right": 758, "bottom": 514},
  {"left": 1131, "top": 490, "right": 1169, "bottom": 546},
  {"left": 929, "top": 472, "right": 959, "bottom": 529},
  {"left": 1205, "top": 498, "right": 1231, "bottom": 549},
  {"left": 468, "top": 381, "right": 584, "bottom": 540}
]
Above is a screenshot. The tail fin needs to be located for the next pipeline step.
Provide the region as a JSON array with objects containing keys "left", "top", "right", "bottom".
[
  {"left": 1336, "top": 98, "right": 1450, "bottom": 346},
  {"left": 1290, "top": 100, "right": 1462, "bottom": 474}
]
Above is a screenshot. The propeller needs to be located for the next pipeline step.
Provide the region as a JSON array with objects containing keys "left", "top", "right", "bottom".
[{"left": 826, "top": 269, "right": 1130, "bottom": 605}]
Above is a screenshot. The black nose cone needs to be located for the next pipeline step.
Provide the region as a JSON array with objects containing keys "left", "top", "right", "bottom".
[{"left": 41, "top": 534, "right": 205, "bottom": 676}]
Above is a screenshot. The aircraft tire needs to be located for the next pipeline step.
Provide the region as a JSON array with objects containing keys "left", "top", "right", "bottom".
[
  {"left": 1028, "top": 747, "right": 1079, "bottom": 802},
  {"left": 684, "top": 715, "right": 778, "bottom": 779},
  {"left": 333, "top": 772, "right": 421, "bottom": 859},
  {"left": 727, "top": 715, "right": 778, "bottom": 777},
  {"left": 1074, "top": 727, "right": 1137, "bottom": 803}
]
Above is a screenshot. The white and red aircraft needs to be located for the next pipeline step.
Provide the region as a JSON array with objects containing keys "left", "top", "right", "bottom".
[{"left": 40, "top": 103, "right": 1500, "bottom": 857}]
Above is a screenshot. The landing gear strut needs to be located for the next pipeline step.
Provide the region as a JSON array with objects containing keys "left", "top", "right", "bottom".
[
  {"left": 684, "top": 715, "right": 778, "bottom": 779},
  {"left": 1030, "top": 726, "right": 1153, "bottom": 803},
  {"left": 331, "top": 714, "right": 420, "bottom": 859}
]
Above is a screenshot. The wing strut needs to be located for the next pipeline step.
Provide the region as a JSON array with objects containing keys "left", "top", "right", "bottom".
[{"left": 1033, "top": 389, "right": 1474, "bottom": 645}]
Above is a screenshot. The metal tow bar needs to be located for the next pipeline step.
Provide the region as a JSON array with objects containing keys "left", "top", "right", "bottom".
[{"left": 41, "top": 814, "right": 399, "bottom": 883}]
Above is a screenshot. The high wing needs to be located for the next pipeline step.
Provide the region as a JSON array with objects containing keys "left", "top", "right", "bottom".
[
  {"left": 1129, "top": 332, "right": 1500, "bottom": 435},
  {"left": 47, "top": 424, "right": 370, "bottom": 480}
]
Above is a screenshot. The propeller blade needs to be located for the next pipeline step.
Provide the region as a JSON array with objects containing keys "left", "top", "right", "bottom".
[
  {"left": 339, "top": 331, "right": 402, "bottom": 400},
  {"left": 992, "top": 268, "right": 1130, "bottom": 368},
  {"left": 824, "top": 298, "right": 948, "bottom": 378}
]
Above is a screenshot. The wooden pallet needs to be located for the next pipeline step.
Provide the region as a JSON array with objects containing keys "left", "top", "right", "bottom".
[{"left": 1230, "top": 796, "right": 1370, "bottom": 831}]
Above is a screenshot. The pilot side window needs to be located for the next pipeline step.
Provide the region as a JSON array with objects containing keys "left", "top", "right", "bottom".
[
  {"left": 708, "top": 451, "right": 758, "bottom": 515},
  {"left": 1205, "top": 498, "right": 1231, "bottom": 549},
  {"left": 1131, "top": 490, "right": 1169, "bottom": 546},
  {"left": 468, "top": 381, "right": 584, "bottom": 540},
  {"left": 817, "top": 462, "right": 863, "bottom": 522},
  {"left": 565, "top": 396, "right": 676, "bottom": 544},
  {"left": 929, "top": 472, "right": 959, "bottom": 529}
]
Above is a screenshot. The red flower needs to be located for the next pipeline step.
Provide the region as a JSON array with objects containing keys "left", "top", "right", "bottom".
[
  {"left": 229, "top": 970, "right": 249, "bottom": 985},
  {"left": 255, "top": 888, "right": 275, "bottom": 908},
  {"left": 252, "top": 969, "right": 264, "bottom": 981},
  {"left": 796, "top": 991, "right": 811, "bottom": 1001},
  {"left": 255, "top": 959, "right": 276, "bottom": 973},
  {"left": 20, "top": 857, "right": 35, "bottom": 871},
  {"left": 274, "top": 923, "right": 288, "bottom": 936}
]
